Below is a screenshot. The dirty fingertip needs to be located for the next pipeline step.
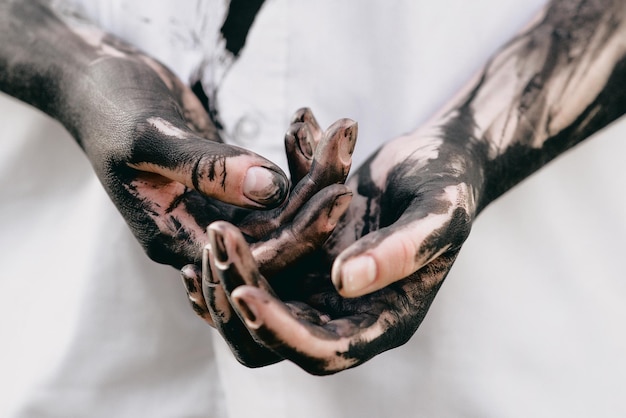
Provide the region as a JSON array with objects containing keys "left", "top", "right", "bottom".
[
  {"left": 208, "top": 225, "right": 230, "bottom": 267},
  {"left": 232, "top": 291, "right": 263, "bottom": 330},
  {"left": 339, "top": 120, "right": 357, "bottom": 164},
  {"left": 243, "top": 166, "right": 289, "bottom": 206},
  {"left": 181, "top": 264, "right": 201, "bottom": 293}
]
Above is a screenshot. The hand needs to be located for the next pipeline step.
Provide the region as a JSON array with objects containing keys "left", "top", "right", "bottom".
[
  {"left": 181, "top": 110, "right": 358, "bottom": 367},
  {"left": 328, "top": 119, "right": 480, "bottom": 297},
  {"left": 184, "top": 220, "right": 456, "bottom": 373},
  {"left": 183, "top": 109, "right": 478, "bottom": 374},
  {"left": 65, "top": 31, "right": 299, "bottom": 267},
  {"left": 2, "top": 2, "right": 325, "bottom": 267},
  {"left": 186, "top": 0, "right": 626, "bottom": 374}
]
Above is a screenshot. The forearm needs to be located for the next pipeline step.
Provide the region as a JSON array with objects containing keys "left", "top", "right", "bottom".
[
  {"left": 1, "top": 0, "right": 220, "bottom": 155},
  {"left": 0, "top": 0, "right": 96, "bottom": 127},
  {"left": 428, "top": 0, "right": 626, "bottom": 212}
]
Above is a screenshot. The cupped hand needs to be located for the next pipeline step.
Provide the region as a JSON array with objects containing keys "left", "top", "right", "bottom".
[
  {"left": 328, "top": 115, "right": 482, "bottom": 297},
  {"left": 185, "top": 220, "right": 454, "bottom": 373},
  {"left": 184, "top": 109, "right": 483, "bottom": 374}
]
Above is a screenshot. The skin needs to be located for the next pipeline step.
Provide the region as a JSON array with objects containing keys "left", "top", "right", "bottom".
[
  {"left": 185, "top": 0, "right": 626, "bottom": 374},
  {"left": 0, "top": 1, "right": 356, "bottom": 267},
  {"left": 2, "top": 0, "right": 623, "bottom": 377}
]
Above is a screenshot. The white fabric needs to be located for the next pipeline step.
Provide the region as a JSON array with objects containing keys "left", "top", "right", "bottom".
[{"left": 1, "top": 1, "right": 626, "bottom": 417}]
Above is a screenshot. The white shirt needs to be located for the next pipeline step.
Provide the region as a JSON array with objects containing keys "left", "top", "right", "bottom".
[{"left": 1, "top": 1, "right": 625, "bottom": 417}]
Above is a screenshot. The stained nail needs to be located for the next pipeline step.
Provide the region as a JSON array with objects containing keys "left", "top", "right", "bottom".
[
  {"left": 296, "top": 125, "right": 314, "bottom": 158},
  {"left": 181, "top": 266, "right": 198, "bottom": 293},
  {"left": 243, "top": 166, "right": 288, "bottom": 205},
  {"left": 338, "top": 121, "right": 357, "bottom": 164},
  {"left": 290, "top": 107, "right": 309, "bottom": 124},
  {"left": 234, "top": 296, "right": 261, "bottom": 329},
  {"left": 340, "top": 255, "right": 377, "bottom": 294},
  {"left": 209, "top": 228, "right": 229, "bottom": 265},
  {"left": 202, "top": 244, "right": 219, "bottom": 285}
]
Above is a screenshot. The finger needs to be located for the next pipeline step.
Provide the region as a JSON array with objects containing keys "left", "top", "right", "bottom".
[
  {"left": 230, "top": 286, "right": 387, "bottom": 375},
  {"left": 251, "top": 184, "right": 352, "bottom": 276},
  {"left": 308, "top": 118, "right": 356, "bottom": 186},
  {"left": 212, "top": 220, "right": 454, "bottom": 375},
  {"left": 285, "top": 108, "right": 324, "bottom": 182},
  {"left": 285, "top": 122, "right": 314, "bottom": 184},
  {"left": 229, "top": 264, "right": 449, "bottom": 376},
  {"left": 128, "top": 119, "right": 288, "bottom": 208},
  {"left": 181, "top": 264, "right": 214, "bottom": 326},
  {"left": 290, "top": 107, "right": 323, "bottom": 149},
  {"left": 205, "top": 223, "right": 282, "bottom": 367},
  {"left": 208, "top": 222, "right": 276, "bottom": 294},
  {"left": 239, "top": 118, "right": 357, "bottom": 238},
  {"left": 331, "top": 206, "right": 471, "bottom": 297},
  {"left": 276, "top": 118, "right": 357, "bottom": 224},
  {"left": 231, "top": 286, "right": 357, "bottom": 374},
  {"left": 201, "top": 244, "right": 234, "bottom": 327},
  {"left": 209, "top": 222, "right": 356, "bottom": 374}
]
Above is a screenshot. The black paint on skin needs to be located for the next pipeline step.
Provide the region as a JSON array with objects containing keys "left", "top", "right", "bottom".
[
  {"left": 193, "top": 0, "right": 626, "bottom": 375},
  {"left": 0, "top": 0, "right": 297, "bottom": 270},
  {"left": 354, "top": 151, "right": 383, "bottom": 238},
  {"left": 465, "top": 0, "right": 626, "bottom": 210},
  {"left": 4, "top": 0, "right": 626, "bottom": 376},
  {"left": 182, "top": 272, "right": 198, "bottom": 293},
  {"left": 0, "top": 1, "right": 97, "bottom": 136},
  {"left": 334, "top": 0, "right": 625, "bottom": 372},
  {"left": 480, "top": 55, "right": 626, "bottom": 209},
  {"left": 186, "top": 115, "right": 363, "bottom": 367},
  {"left": 130, "top": 119, "right": 240, "bottom": 164}
]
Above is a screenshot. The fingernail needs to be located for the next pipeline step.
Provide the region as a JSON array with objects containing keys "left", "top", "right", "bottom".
[
  {"left": 209, "top": 228, "right": 229, "bottom": 266},
  {"left": 201, "top": 244, "right": 219, "bottom": 285},
  {"left": 296, "top": 125, "right": 314, "bottom": 158},
  {"left": 181, "top": 266, "right": 198, "bottom": 293},
  {"left": 339, "top": 255, "right": 377, "bottom": 294},
  {"left": 243, "top": 166, "right": 288, "bottom": 205},
  {"left": 339, "top": 121, "right": 357, "bottom": 164},
  {"left": 290, "top": 107, "right": 309, "bottom": 124},
  {"left": 234, "top": 296, "right": 261, "bottom": 329}
]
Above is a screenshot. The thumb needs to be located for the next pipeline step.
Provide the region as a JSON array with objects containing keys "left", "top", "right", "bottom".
[
  {"left": 128, "top": 117, "right": 288, "bottom": 208},
  {"left": 331, "top": 210, "right": 465, "bottom": 297}
]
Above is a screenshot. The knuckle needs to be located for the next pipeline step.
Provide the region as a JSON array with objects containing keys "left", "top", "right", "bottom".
[{"left": 192, "top": 152, "right": 228, "bottom": 195}]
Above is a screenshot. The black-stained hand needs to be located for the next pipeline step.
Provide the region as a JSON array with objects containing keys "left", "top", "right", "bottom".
[
  {"left": 2, "top": 3, "right": 355, "bottom": 268},
  {"left": 184, "top": 220, "right": 454, "bottom": 373},
  {"left": 199, "top": 0, "right": 626, "bottom": 372},
  {"left": 182, "top": 109, "right": 357, "bottom": 367},
  {"left": 63, "top": 32, "right": 296, "bottom": 268},
  {"left": 183, "top": 108, "right": 480, "bottom": 374},
  {"left": 327, "top": 122, "right": 480, "bottom": 298}
]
